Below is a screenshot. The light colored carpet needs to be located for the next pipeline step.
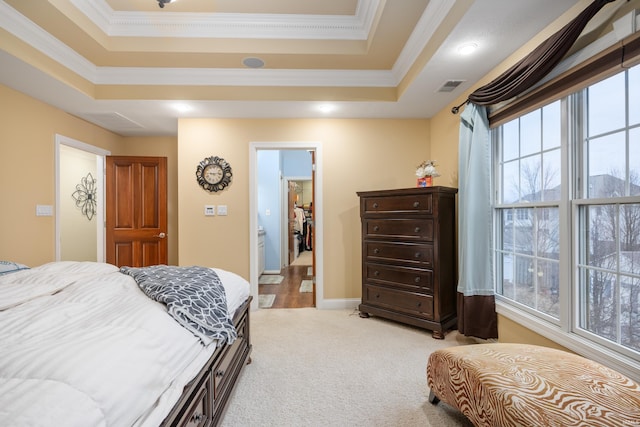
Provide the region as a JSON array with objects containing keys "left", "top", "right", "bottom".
[
  {"left": 291, "top": 250, "right": 312, "bottom": 266},
  {"left": 258, "top": 294, "right": 276, "bottom": 308},
  {"left": 307, "top": 266, "right": 313, "bottom": 276},
  {"left": 259, "top": 274, "right": 284, "bottom": 285},
  {"left": 299, "top": 279, "right": 313, "bottom": 293},
  {"left": 220, "top": 308, "right": 475, "bottom": 427}
]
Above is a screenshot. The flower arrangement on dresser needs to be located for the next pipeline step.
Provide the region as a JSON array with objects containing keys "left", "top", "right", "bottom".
[{"left": 416, "top": 160, "right": 440, "bottom": 187}]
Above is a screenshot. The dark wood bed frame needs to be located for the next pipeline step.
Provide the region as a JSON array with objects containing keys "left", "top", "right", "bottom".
[{"left": 161, "top": 296, "right": 253, "bottom": 426}]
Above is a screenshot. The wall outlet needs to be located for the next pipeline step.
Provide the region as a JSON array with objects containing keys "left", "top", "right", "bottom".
[{"left": 217, "top": 205, "right": 228, "bottom": 216}]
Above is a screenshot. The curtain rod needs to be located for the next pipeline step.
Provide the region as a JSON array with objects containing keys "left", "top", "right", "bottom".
[{"left": 451, "top": 99, "right": 469, "bottom": 114}]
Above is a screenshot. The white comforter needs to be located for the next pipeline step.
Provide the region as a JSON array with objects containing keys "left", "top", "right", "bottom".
[{"left": 0, "top": 261, "right": 250, "bottom": 427}]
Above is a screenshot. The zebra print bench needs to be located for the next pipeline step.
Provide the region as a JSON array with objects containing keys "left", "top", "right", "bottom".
[{"left": 427, "top": 343, "right": 640, "bottom": 426}]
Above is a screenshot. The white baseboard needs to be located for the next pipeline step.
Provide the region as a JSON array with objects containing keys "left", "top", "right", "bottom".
[{"left": 316, "top": 298, "right": 360, "bottom": 310}]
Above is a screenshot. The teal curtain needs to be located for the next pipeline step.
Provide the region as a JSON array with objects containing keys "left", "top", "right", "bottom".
[{"left": 457, "top": 103, "right": 497, "bottom": 339}]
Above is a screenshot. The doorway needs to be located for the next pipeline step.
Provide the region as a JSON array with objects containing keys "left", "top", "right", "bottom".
[
  {"left": 55, "top": 134, "right": 110, "bottom": 262},
  {"left": 249, "top": 142, "right": 324, "bottom": 311}
]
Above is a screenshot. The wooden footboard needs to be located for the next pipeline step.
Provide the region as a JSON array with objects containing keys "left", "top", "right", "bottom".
[{"left": 161, "top": 296, "right": 253, "bottom": 427}]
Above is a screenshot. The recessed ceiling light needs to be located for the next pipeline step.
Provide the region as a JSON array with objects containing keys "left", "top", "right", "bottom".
[
  {"left": 457, "top": 43, "right": 478, "bottom": 55},
  {"left": 243, "top": 57, "right": 265, "bottom": 69},
  {"left": 171, "top": 102, "right": 192, "bottom": 113},
  {"left": 317, "top": 104, "right": 336, "bottom": 114}
]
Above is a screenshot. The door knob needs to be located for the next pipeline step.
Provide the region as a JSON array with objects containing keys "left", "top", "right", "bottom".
[{"left": 154, "top": 232, "right": 167, "bottom": 238}]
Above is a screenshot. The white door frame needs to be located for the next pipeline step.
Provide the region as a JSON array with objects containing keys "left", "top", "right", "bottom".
[
  {"left": 54, "top": 134, "right": 110, "bottom": 262},
  {"left": 249, "top": 141, "right": 324, "bottom": 311}
]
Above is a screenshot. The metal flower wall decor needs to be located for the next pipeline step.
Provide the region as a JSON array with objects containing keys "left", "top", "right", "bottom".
[{"left": 71, "top": 172, "right": 97, "bottom": 220}]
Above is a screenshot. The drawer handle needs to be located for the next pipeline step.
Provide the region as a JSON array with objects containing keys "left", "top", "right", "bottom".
[
  {"left": 375, "top": 293, "right": 380, "bottom": 298},
  {"left": 373, "top": 225, "right": 380, "bottom": 232},
  {"left": 417, "top": 302, "right": 422, "bottom": 307},
  {"left": 414, "top": 276, "right": 421, "bottom": 283},
  {"left": 413, "top": 201, "right": 420, "bottom": 208},
  {"left": 373, "top": 248, "right": 380, "bottom": 254},
  {"left": 373, "top": 270, "right": 380, "bottom": 277},
  {"left": 414, "top": 227, "right": 421, "bottom": 233},
  {"left": 191, "top": 413, "right": 204, "bottom": 423},
  {"left": 373, "top": 202, "right": 379, "bottom": 208},
  {"left": 216, "top": 370, "right": 224, "bottom": 378},
  {"left": 414, "top": 252, "right": 421, "bottom": 258}
]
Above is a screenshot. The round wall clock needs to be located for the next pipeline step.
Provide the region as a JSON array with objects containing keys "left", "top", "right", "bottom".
[{"left": 196, "top": 156, "right": 232, "bottom": 192}]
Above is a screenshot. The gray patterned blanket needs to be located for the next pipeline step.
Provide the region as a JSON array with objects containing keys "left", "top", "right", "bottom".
[{"left": 120, "top": 265, "right": 237, "bottom": 346}]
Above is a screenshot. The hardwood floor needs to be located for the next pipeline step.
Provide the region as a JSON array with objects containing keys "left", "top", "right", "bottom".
[{"left": 259, "top": 263, "right": 314, "bottom": 309}]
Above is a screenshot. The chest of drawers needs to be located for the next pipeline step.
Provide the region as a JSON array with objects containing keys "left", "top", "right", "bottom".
[{"left": 357, "top": 187, "right": 458, "bottom": 339}]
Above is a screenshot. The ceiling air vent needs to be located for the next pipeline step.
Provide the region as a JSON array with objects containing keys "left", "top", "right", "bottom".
[
  {"left": 81, "top": 112, "right": 145, "bottom": 132},
  {"left": 437, "top": 80, "right": 465, "bottom": 93}
]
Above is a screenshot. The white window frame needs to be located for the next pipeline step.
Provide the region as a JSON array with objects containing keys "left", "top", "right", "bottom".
[{"left": 493, "top": 76, "right": 640, "bottom": 382}]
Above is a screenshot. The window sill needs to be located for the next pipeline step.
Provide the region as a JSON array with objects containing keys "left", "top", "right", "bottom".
[{"left": 496, "top": 300, "right": 640, "bottom": 383}]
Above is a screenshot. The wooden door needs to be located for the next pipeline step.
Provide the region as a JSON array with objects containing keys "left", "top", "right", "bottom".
[
  {"left": 287, "top": 181, "right": 297, "bottom": 265},
  {"left": 106, "top": 156, "right": 168, "bottom": 267}
]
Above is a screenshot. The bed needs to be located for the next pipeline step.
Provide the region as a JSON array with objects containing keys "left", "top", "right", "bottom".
[{"left": 0, "top": 261, "right": 252, "bottom": 427}]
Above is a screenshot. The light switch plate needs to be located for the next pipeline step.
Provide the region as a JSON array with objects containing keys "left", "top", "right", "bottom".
[
  {"left": 217, "top": 205, "right": 228, "bottom": 216},
  {"left": 36, "top": 204, "right": 53, "bottom": 216},
  {"left": 204, "top": 205, "right": 216, "bottom": 216}
]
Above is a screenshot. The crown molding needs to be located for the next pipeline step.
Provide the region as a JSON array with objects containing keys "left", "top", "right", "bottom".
[
  {"left": 71, "top": 0, "right": 380, "bottom": 40},
  {"left": 391, "top": 0, "right": 456, "bottom": 81},
  {"left": 94, "top": 67, "right": 396, "bottom": 87},
  {"left": 0, "top": 0, "right": 416, "bottom": 89},
  {"left": 0, "top": 1, "right": 97, "bottom": 79}
]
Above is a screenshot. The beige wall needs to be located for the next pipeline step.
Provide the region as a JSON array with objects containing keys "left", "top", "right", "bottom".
[
  {"left": 0, "top": 85, "right": 178, "bottom": 266},
  {"left": 177, "top": 118, "right": 431, "bottom": 298},
  {"left": 0, "top": 85, "right": 123, "bottom": 266}
]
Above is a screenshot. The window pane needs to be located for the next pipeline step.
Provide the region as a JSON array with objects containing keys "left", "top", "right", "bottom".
[
  {"left": 621, "top": 276, "right": 640, "bottom": 352},
  {"left": 587, "top": 132, "right": 625, "bottom": 198},
  {"left": 514, "top": 255, "right": 535, "bottom": 308},
  {"left": 521, "top": 110, "right": 541, "bottom": 157},
  {"left": 542, "top": 149, "right": 561, "bottom": 201},
  {"left": 501, "top": 253, "right": 514, "bottom": 299},
  {"left": 502, "top": 160, "right": 519, "bottom": 203},
  {"left": 543, "top": 100, "right": 561, "bottom": 150},
  {"left": 581, "top": 268, "right": 617, "bottom": 342},
  {"left": 619, "top": 204, "right": 640, "bottom": 274},
  {"left": 538, "top": 259, "right": 560, "bottom": 319},
  {"left": 502, "top": 209, "right": 514, "bottom": 251},
  {"left": 585, "top": 205, "right": 617, "bottom": 269},
  {"left": 632, "top": 127, "right": 640, "bottom": 196},
  {"left": 521, "top": 155, "right": 542, "bottom": 201},
  {"left": 503, "top": 120, "right": 519, "bottom": 161},
  {"left": 630, "top": 64, "right": 640, "bottom": 127},
  {"left": 537, "top": 208, "right": 559, "bottom": 260},
  {"left": 514, "top": 208, "right": 534, "bottom": 255},
  {"left": 588, "top": 72, "right": 626, "bottom": 136}
]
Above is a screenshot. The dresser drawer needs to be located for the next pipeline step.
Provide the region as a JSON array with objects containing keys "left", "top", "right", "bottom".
[
  {"left": 365, "top": 263, "right": 433, "bottom": 292},
  {"left": 362, "top": 193, "right": 433, "bottom": 215},
  {"left": 364, "top": 241, "right": 433, "bottom": 267},
  {"left": 364, "top": 219, "right": 433, "bottom": 241},
  {"left": 363, "top": 284, "right": 434, "bottom": 319}
]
